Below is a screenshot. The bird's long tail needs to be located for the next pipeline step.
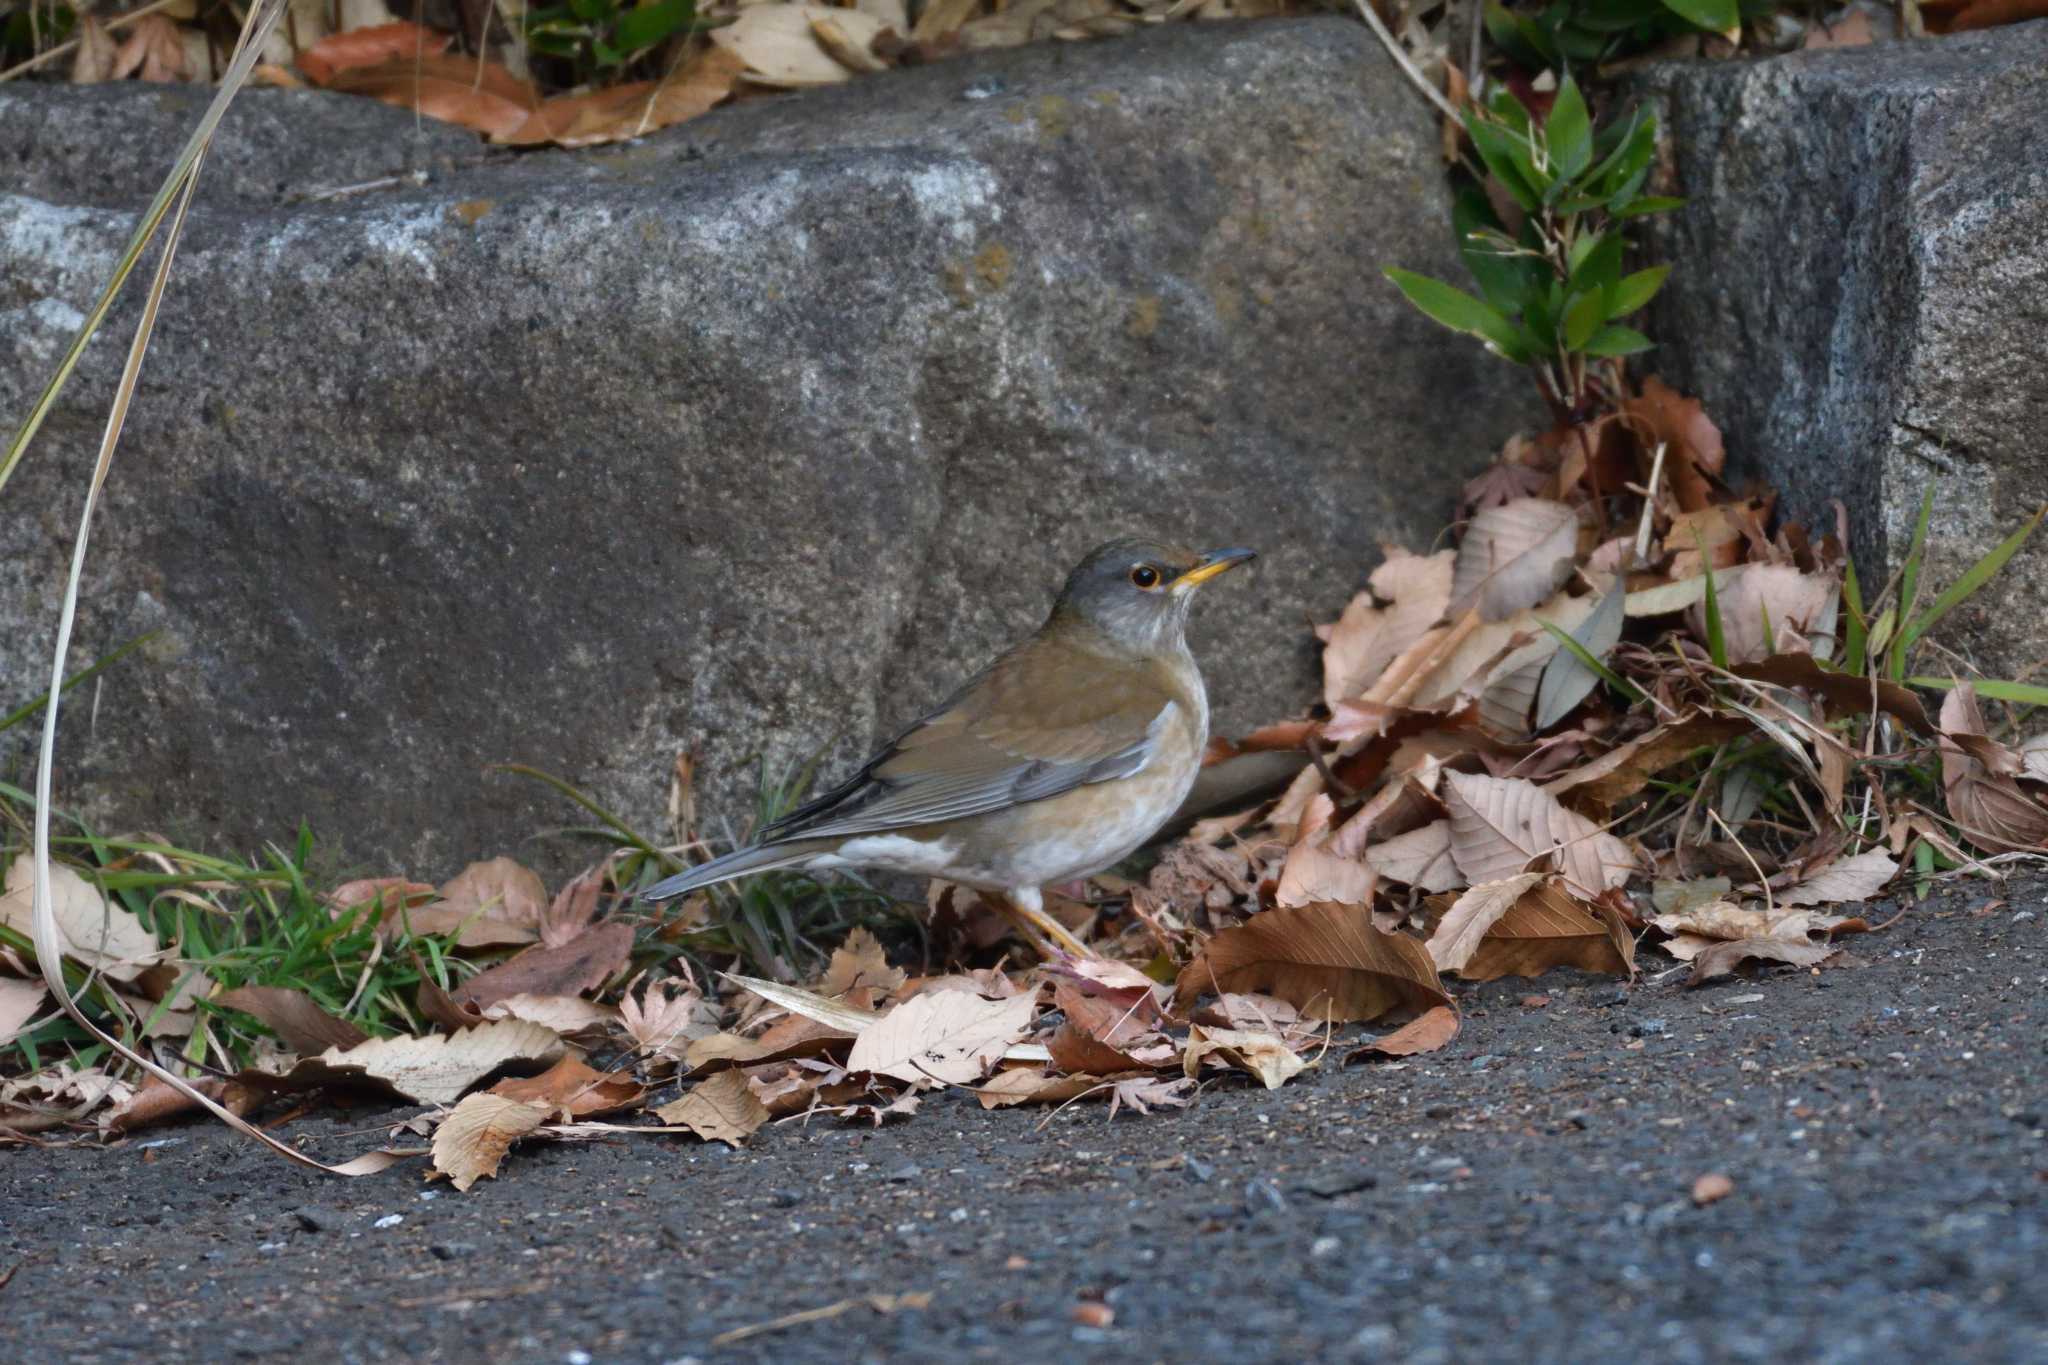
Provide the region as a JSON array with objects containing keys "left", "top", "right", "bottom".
[{"left": 639, "top": 842, "right": 817, "bottom": 903}]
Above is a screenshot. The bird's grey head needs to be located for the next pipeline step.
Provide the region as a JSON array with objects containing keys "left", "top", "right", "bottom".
[{"left": 1051, "top": 536, "right": 1257, "bottom": 657}]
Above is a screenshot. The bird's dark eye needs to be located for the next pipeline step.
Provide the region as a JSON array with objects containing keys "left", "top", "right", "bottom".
[{"left": 1129, "top": 564, "right": 1161, "bottom": 589}]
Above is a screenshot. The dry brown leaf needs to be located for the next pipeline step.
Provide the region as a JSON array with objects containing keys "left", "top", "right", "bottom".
[
  {"left": 102, "top": 1073, "right": 262, "bottom": 1134},
  {"left": 0, "top": 977, "right": 46, "bottom": 1043},
  {"left": 213, "top": 985, "right": 369, "bottom": 1055},
  {"left": 70, "top": 15, "right": 116, "bottom": 82},
  {"left": 1364, "top": 818, "right": 1462, "bottom": 892},
  {"left": 1182, "top": 1024, "right": 1306, "bottom": 1090},
  {"left": 1425, "top": 873, "right": 1547, "bottom": 972},
  {"left": 622, "top": 980, "right": 717, "bottom": 1058},
  {"left": 1451, "top": 497, "right": 1580, "bottom": 622},
  {"left": 1108, "top": 1074, "right": 1194, "bottom": 1116},
  {"left": 110, "top": 14, "right": 187, "bottom": 82},
  {"left": 1623, "top": 377, "right": 1724, "bottom": 512},
  {"left": 452, "top": 922, "right": 634, "bottom": 1010},
  {"left": 975, "top": 1066, "right": 1110, "bottom": 1109},
  {"left": 1442, "top": 770, "right": 1636, "bottom": 895},
  {"left": 298, "top": 20, "right": 451, "bottom": 85},
  {"left": 432, "top": 1091, "right": 548, "bottom": 1191},
  {"left": 1544, "top": 714, "right": 1752, "bottom": 812},
  {"left": 489, "top": 1055, "right": 643, "bottom": 1119},
  {"left": 1686, "top": 564, "right": 1838, "bottom": 665},
  {"left": 1319, "top": 548, "right": 1454, "bottom": 706},
  {"left": 0, "top": 860, "right": 163, "bottom": 983},
  {"left": 1050, "top": 980, "right": 1153, "bottom": 1049},
  {"left": 818, "top": 925, "right": 907, "bottom": 1000},
  {"left": 655, "top": 1070, "right": 770, "bottom": 1145},
  {"left": 436, "top": 856, "right": 548, "bottom": 931},
  {"left": 1174, "top": 901, "right": 1450, "bottom": 1023},
  {"left": 298, "top": 1018, "right": 564, "bottom": 1104},
  {"left": 1947, "top": 0, "right": 2048, "bottom": 29},
  {"left": 1346, "top": 1004, "right": 1461, "bottom": 1059},
  {"left": 1047, "top": 1023, "right": 1147, "bottom": 1076},
  {"left": 1686, "top": 936, "right": 1837, "bottom": 985},
  {"left": 324, "top": 53, "right": 537, "bottom": 138},
  {"left": 1275, "top": 793, "right": 1376, "bottom": 908},
  {"left": 1776, "top": 849, "right": 1898, "bottom": 907},
  {"left": 1940, "top": 684, "right": 2048, "bottom": 853},
  {"left": 2020, "top": 735, "right": 2048, "bottom": 785},
  {"left": 496, "top": 46, "right": 746, "bottom": 147},
  {"left": 713, "top": 4, "right": 889, "bottom": 87},
  {"left": 844, "top": 988, "right": 1038, "bottom": 1086},
  {"left": 1450, "top": 882, "right": 1636, "bottom": 981},
  {"left": 480, "top": 992, "right": 620, "bottom": 1040},
  {"left": 1411, "top": 591, "right": 1597, "bottom": 708}
]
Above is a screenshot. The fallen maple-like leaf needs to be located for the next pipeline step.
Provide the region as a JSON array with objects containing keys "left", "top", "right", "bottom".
[
  {"left": 1442, "top": 770, "right": 1636, "bottom": 896},
  {"left": 432, "top": 1091, "right": 548, "bottom": 1191},
  {"left": 817, "top": 925, "right": 907, "bottom": 1001},
  {"left": 1447, "top": 881, "right": 1636, "bottom": 982},
  {"left": 655, "top": 1070, "right": 770, "bottom": 1145},
  {"left": 1346, "top": 1004, "right": 1461, "bottom": 1060},
  {"left": 623, "top": 979, "right": 718, "bottom": 1059},
  {"left": 490, "top": 1055, "right": 643, "bottom": 1119},
  {"left": 0, "top": 860, "right": 164, "bottom": 983},
  {"left": 213, "top": 985, "right": 369, "bottom": 1055},
  {"left": 1108, "top": 1074, "right": 1194, "bottom": 1117},
  {"left": 435, "top": 855, "right": 548, "bottom": 930},
  {"left": 1182, "top": 1024, "right": 1307, "bottom": 1090},
  {"left": 1623, "top": 377, "right": 1724, "bottom": 512},
  {"left": 298, "top": 21, "right": 452, "bottom": 85},
  {"left": 110, "top": 13, "right": 187, "bottom": 82},
  {"left": 844, "top": 988, "right": 1037, "bottom": 1086},
  {"left": 324, "top": 53, "right": 538, "bottom": 139},
  {"left": 1174, "top": 901, "right": 1450, "bottom": 1023},
  {"left": 1047, "top": 1023, "right": 1148, "bottom": 1076},
  {"left": 1451, "top": 497, "right": 1580, "bottom": 622},
  {"left": 1425, "top": 873, "right": 1547, "bottom": 972},
  {"left": 495, "top": 47, "right": 747, "bottom": 148},
  {"left": 291, "top": 1018, "right": 564, "bottom": 1105},
  {"left": 712, "top": 3, "right": 892, "bottom": 87},
  {"left": 975, "top": 1066, "right": 1110, "bottom": 1109}
]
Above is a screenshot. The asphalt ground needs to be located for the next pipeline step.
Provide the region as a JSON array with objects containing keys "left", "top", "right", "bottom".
[{"left": 3, "top": 873, "right": 2044, "bottom": 1364}]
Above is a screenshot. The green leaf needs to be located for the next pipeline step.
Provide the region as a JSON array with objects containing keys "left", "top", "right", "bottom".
[
  {"left": 1568, "top": 232, "right": 1625, "bottom": 295},
  {"left": 1383, "top": 268, "right": 1530, "bottom": 362},
  {"left": 1889, "top": 486, "right": 1935, "bottom": 681},
  {"left": 1655, "top": 0, "right": 1738, "bottom": 32},
  {"left": 1453, "top": 186, "right": 1539, "bottom": 314},
  {"left": 1582, "top": 324, "right": 1654, "bottom": 356},
  {"left": 1909, "top": 676, "right": 2048, "bottom": 709},
  {"left": 1482, "top": 0, "right": 1551, "bottom": 70},
  {"left": 1842, "top": 555, "right": 1868, "bottom": 675},
  {"left": 1902, "top": 503, "right": 2046, "bottom": 653},
  {"left": 1562, "top": 289, "right": 1606, "bottom": 352},
  {"left": 613, "top": 0, "right": 694, "bottom": 50},
  {"left": 1545, "top": 76, "right": 1593, "bottom": 183},
  {"left": 1700, "top": 550, "right": 1728, "bottom": 670},
  {"left": 1467, "top": 119, "right": 1543, "bottom": 213},
  {"left": 1614, "top": 195, "right": 1686, "bottom": 218},
  {"left": 1606, "top": 264, "right": 1670, "bottom": 319}
]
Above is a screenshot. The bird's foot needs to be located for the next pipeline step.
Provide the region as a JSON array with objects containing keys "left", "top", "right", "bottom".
[{"left": 997, "top": 896, "right": 1097, "bottom": 960}]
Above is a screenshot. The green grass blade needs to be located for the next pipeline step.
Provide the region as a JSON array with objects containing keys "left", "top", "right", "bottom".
[
  {"left": 1908, "top": 676, "right": 2048, "bottom": 708},
  {"left": 1902, "top": 504, "right": 2046, "bottom": 654},
  {"left": 0, "top": 633, "right": 156, "bottom": 734},
  {"left": 1889, "top": 487, "right": 1934, "bottom": 682},
  {"left": 1841, "top": 555, "right": 1868, "bottom": 674},
  {"left": 1699, "top": 545, "right": 1728, "bottom": 670},
  {"left": 487, "top": 763, "right": 677, "bottom": 868}
]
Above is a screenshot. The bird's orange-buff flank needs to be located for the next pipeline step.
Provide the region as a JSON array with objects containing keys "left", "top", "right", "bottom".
[{"left": 640, "top": 537, "right": 1257, "bottom": 956}]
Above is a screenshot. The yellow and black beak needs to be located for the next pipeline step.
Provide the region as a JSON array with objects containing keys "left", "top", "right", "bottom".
[{"left": 1171, "top": 547, "right": 1258, "bottom": 593}]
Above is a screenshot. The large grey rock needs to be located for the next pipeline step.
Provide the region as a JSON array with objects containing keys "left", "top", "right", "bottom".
[
  {"left": 1638, "top": 25, "right": 2048, "bottom": 675},
  {"left": 0, "top": 18, "right": 1526, "bottom": 874}
]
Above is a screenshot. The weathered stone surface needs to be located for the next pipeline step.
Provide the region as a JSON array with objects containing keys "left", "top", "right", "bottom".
[
  {"left": 1638, "top": 26, "right": 2048, "bottom": 676},
  {"left": 1, "top": 19, "right": 1526, "bottom": 874}
]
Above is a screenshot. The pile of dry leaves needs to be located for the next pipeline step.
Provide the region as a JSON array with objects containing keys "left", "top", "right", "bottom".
[{"left": 8, "top": 367, "right": 2044, "bottom": 1189}]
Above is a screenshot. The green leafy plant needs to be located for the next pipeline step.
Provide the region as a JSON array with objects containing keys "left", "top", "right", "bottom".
[
  {"left": 1481, "top": 0, "right": 1773, "bottom": 71},
  {"left": 520, "top": 0, "right": 701, "bottom": 85},
  {"left": 1385, "top": 75, "right": 1679, "bottom": 423},
  {"left": 1, "top": 1, "right": 77, "bottom": 68}
]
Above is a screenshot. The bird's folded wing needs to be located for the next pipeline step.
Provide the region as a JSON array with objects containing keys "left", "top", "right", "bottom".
[{"left": 759, "top": 644, "right": 1181, "bottom": 842}]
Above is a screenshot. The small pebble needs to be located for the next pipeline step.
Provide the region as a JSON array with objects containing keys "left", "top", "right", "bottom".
[
  {"left": 883, "top": 1162, "right": 922, "bottom": 1183},
  {"left": 292, "top": 1206, "right": 340, "bottom": 1234},
  {"left": 373, "top": 1214, "right": 404, "bottom": 1229},
  {"left": 1691, "top": 1172, "right": 1735, "bottom": 1206},
  {"left": 1243, "top": 1179, "right": 1287, "bottom": 1214},
  {"left": 1070, "top": 1302, "right": 1114, "bottom": 1329},
  {"left": 1311, "top": 1236, "right": 1341, "bottom": 1258},
  {"left": 769, "top": 1189, "right": 801, "bottom": 1208},
  {"left": 430, "top": 1242, "right": 476, "bottom": 1261},
  {"left": 1632, "top": 1018, "right": 1669, "bottom": 1038},
  {"left": 1183, "top": 1155, "right": 1214, "bottom": 1184}
]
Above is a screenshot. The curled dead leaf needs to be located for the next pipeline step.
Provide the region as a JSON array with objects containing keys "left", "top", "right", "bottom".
[
  {"left": 655, "top": 1070, "right": 770, "bottom": 1145},
  {"left": 1451, "top": 497, "right": 1580, "bottom": 622},
  {"left": 1346, "top": 1004, "right": 1460, "bottom": 1060},
  {"left": 1174, "top": 901, "right": 1449, "bottom": 1023},
  {"left": 432, "top": 1091, "right": 548, "bottom": 1191}
]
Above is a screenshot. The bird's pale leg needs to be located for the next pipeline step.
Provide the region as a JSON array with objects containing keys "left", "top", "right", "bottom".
[{"left": 1001, "top": 887, "right": 1096, "bottom": 959}]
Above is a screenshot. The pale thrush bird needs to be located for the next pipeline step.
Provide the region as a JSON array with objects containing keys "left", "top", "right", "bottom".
[{"left": 640, "top": 537, "right": 1256, "bottom": 956}]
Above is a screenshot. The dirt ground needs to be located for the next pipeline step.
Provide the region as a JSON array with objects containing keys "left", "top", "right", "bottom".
[{"left": 4, "top": 873, "right": 2044, "bottom": 1364}]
